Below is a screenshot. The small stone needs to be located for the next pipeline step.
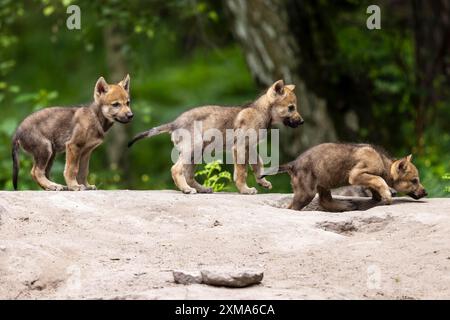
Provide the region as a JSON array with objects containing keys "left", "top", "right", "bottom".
[
  {"left": 0, "top": 245, "right": 6, "bottom": 252},
  {"left": 200, "top": 270, "right": 263, "bottom": 288},
  {"left": 173, "top": 270, "right": 203, "bottom": 285},
  {"left": 212, "top": 220, "right": 222, "bottom": 227}
]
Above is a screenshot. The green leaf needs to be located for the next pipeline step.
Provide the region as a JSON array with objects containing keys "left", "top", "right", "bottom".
[
  {"left": 43, "top": 5, "right": 54, "bottom": 16},
  {"left": 208, "top": 11, "right": 218, "bottom": 22}
]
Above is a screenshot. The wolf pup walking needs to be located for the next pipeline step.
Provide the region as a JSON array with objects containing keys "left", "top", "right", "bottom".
[
  {"left": 129, "top": 80, "right": 303, "bottom": 194},
  {"left": 12, "top": 75, "right": 133, "bottom": 191},
  {"left": 263, "top": 143, "right": 427, "bottom": 211}
]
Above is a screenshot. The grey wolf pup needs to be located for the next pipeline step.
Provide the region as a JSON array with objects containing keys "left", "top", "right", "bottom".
[
  {"left": 262, "top": 143, "right": 427, "bottom": 211},
  {"left": 12, "top": 75, "right": 133, "bottom": 191},
  {"left": 128, "top": 80, "right": 303, "bottom": 194}
]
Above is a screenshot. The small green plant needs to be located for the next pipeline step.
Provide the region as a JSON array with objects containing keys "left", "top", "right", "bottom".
[
  {"left": 443, "top": 173, "right": 450, "bottom": 194},
  {"left": 195, "top": 160, "right": 232, "bottom": 192}
]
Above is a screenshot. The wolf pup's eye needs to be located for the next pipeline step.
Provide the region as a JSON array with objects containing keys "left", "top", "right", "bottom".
[
  {"left": 112, "top": 102, "right": 120, "bottom": 108},
  {"left": 411, "top": 178, "right": 418, "bottom": 184},
  {"left": 126, "top": 100, "right": 130, "bottom": 106},
  {"left": 288, "top": 105, "right": 295, "bottom": 112}
]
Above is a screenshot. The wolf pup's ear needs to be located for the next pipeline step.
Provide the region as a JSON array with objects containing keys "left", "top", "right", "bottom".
[
  {"left": 94, "top": 77, "right": 109, "bottom": 101},
  {"left": 119, "top": 74, "right": 130, "bottom": 93},
  {"left": 397, "top": 157, "right": 409, "bottom": 172},
  {"left": 285, "top": 84, "right": 296, "bottom": 91},
  {"left": 406, "top": 154, "right": 412, "bottom": 162},
  {"left": 269, "top": 79, "right": 285, "bottom": 96}
]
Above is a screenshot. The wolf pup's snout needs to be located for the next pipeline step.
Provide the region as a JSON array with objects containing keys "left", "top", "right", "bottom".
[
  {"left": 116, "top": 112, "right": 133, "bottom": 123},
  {"left": 283, "top": 117, "right": 303, "bottom": 128},
  {"left": 409, "top": 189, "right": 427, "bottom": 199}
]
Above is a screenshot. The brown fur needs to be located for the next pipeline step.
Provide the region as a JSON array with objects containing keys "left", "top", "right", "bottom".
[
  {"left": 12, "top": 75, "right": 133, "bottom": 191},
  {"left": 264, "top": 143, "right": 427, "bottom": 211},
  {"left": 128, "top": 80, "right": 303, "bottom": 194}
]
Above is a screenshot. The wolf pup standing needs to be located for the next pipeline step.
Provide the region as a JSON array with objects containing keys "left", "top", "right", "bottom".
[
  {"left": 12, "top": 75, "right": 133, "bottom": 191},
  {"left": 263, "top": 143, "right": 427, "bottom": 211},
  {"left": 129, "top": 80, "right": 303, "bottom": 194}
]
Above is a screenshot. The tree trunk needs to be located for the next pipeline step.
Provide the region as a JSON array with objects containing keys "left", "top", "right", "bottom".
[
  {"left": 103, "top": 25, "right": 130, "bottom": 183},
  {"left": 412, "top": 0, "right": 450, "bottom": 153},
  {"left": 224, "top": 0, "right": 337, "bottom": 158}
]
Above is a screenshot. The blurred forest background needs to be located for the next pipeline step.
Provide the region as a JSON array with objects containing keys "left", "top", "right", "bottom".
[{"left": 0, "top": 0, "right": 449, "bottom": 196}]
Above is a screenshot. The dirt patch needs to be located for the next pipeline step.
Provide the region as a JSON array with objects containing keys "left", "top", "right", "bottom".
[
  {"left": 356, "top": 215, "right": 394, "bottom": 233},
  {"left": 316, "top": 220, "right": 358, "bottom": 235},
  {"left": 316, "top": 215, "right": 394, "bottom": 235}
]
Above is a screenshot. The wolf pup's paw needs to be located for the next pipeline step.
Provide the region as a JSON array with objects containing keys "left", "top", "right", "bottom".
[
  {"left": 381, "top": 194, "right": 393, "bottom": 205},
  {"left": 257, "top": 178, "right": 272, "bottom": 189},
  {"left": 378, "top": 187, "right": 392, "bottom": 204},
  {"left": 68, "top": 184, "right": 87, "bottom": 191},
  {"left": 84, "top": 184, "right": 97, "bottom": 190},
  {"left": 182, "top": 187, "right": 197, "bottom": 194},
  {"left": 197, "top": 186, "right": 213, "bottom": 193},
  {"left": 45, "top": 184, "right": 68, "bottom": 191},
  {"left": 240, "top": 186, "right": 258, "bottom": 195}
]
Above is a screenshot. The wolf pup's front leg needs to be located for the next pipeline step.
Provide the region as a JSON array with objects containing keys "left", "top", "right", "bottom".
[
  {"left": 232, "top": 143, "right": 257, "bottom": 195},
  {"left": 64, "top": 137, "right": 86, "bottom": 191},
  {"left": 251, "top": 155, "right": 272, "bottom": 190},
  {"left": 77, "top": 148, "right": 98, "bottom": 190}
]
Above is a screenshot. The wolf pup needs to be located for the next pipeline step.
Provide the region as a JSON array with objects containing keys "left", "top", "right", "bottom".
[
  {"left": 128, "top": 80, "right": 303, "bottom": 194},
  {"left": 262, "top": 143, "right": 427, "bottom": 211},
  {"left": 12, "top": 75, "right": 133, "bottom": 191}
]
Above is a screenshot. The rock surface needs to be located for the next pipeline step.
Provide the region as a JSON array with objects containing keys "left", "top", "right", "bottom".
[
  {"left": 1, "top": 190, "right": 450, "bottom": 299},
  {"left": 173, "top": 270, "right": 202, "bottom": 285},
  {"left": 200, "top": 270, "right": 263, "bottom": 288}
]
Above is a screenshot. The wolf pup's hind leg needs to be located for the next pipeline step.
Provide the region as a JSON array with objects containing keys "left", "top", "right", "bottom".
[
  {"left": 30, "top": 140, "right": 66, "bottom": 191},
  {"left": 45, "top": 151, "right": 56, "bottom": 179},
  {"left": 318, "top": 187, "right": 355, "bottom": 212},
  {"left": 184, "top": 164, "right": 212, "bottom": 193},
  {"left": 291, "top": 191, "right": 315, "bottom": 211},
  {"left": 171, "top": 158, "right": 197, "bottom": 194},
  {"left": 290, "top": 174, "right": 316, "bottom": 210}
]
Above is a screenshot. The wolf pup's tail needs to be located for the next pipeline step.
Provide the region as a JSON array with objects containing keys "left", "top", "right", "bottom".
[
  {"left": 128, "top": 123, "right": 173, "bottom": 148},
  {"left": 259, "top": 162, "right": 294, "bottom": 179},
  {"left": 12, "top": 135, "right": 20, "bottom": 190}
]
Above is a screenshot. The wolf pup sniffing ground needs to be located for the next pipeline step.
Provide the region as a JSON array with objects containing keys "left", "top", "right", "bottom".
[
  {"left": 262, "top": 143, "right": 427, "bottom": 211},
  {"left": 129, "top": 80, "right": 303, "bottom": 194},
  {"left": 12, "top": 75, "right": 133, "bottom": 191}
]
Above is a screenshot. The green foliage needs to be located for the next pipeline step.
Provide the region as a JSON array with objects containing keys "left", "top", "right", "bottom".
[
  {"left": 443, "top": 174, "right": 450, "bottom": 195},
  {"left": 413, "top": 128, "right": 450, "bottom": 197},
  {"left": 195, "top": 160, "right": 232, "bottom": 192},
  {"left": 14, "top": 89, "right": 59, "bottom": 110},
  {"left": 333, "top": 4, "right": 417, "bottom": 145}
]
